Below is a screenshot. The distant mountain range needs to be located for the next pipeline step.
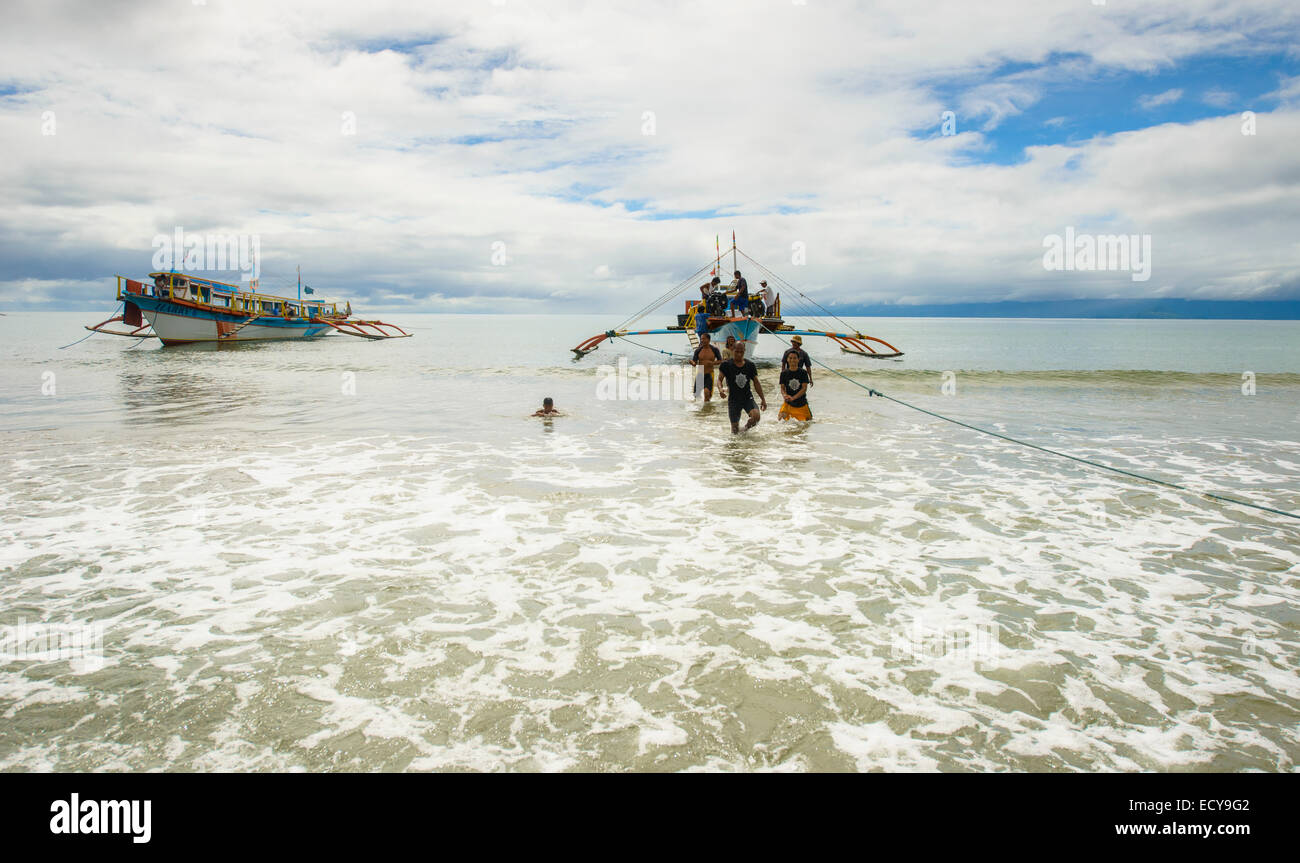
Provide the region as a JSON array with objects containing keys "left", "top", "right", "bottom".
[{"left": 827, "top": 299, "right": 1300, "bottom": 320}]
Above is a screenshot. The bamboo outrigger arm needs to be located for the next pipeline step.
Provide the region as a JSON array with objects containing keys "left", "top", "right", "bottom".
[
  {"left": 570, "top": 326, "right": 903, "bottom": 358},
  {"left": 571, "top": 328, "right": 687, "bottom": 357},
  {"left": 312, "top": 317, "right": 412, "bottom": 339},
  {"left": 780, "top": 329, "right": 904, "bottom": 359},
  {"left": 84, "top": 307, "right": 156, "bottom": 339}
]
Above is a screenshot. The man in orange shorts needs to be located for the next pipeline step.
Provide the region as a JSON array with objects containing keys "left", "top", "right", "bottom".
[{"left": 778, "top": 350, "right": 812, "bottom": 421}]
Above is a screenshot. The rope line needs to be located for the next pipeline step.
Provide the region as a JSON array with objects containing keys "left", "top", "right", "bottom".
[
  {"left": 737, "top": 249, "right": 862, "bottom": 335},
  {"left": 58, "top": 303, "right": 124, "bottom": 350},
  {"left": 764, "top": 329, "right": 1300, "bottom": 523},
  {"left": 611, "top": 334, "right": 693, "bottom": 359},
  {"left": 613, "top": 260, "right": 717, "bottom": 333}
]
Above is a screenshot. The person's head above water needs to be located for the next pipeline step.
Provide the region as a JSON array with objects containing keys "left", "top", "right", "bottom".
[{"left": 542, "top": 397, "right": 553, "bottom": 408}]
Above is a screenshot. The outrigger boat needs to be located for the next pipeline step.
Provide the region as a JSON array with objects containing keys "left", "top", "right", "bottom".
[
  {"left": 571, "top": 235, "right": 902, "bottom": 360},
  {"left": 86, "top": 272, "right": 411, "bottom": 346}
]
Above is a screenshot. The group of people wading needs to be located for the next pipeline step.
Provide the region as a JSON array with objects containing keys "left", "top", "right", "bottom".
[{"left": 690, "top": 332, "right": 813, "bottom": 434}]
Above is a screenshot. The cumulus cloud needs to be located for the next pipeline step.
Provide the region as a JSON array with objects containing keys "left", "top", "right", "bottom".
[{"left": 1, "top": 0, "right": 1298, "bottom": 313}]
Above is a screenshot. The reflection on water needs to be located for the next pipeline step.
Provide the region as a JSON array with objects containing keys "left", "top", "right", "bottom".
[{"left": 117, "top": 365, "right": 257, "bottom": 426}]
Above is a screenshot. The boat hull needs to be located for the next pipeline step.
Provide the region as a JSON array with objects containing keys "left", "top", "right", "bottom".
[
  {"left": 710, "top": 318, "right": 762, "bottom": 359},
  {"left": 134, "top": 296, "right": 332, "bottom": 345}
]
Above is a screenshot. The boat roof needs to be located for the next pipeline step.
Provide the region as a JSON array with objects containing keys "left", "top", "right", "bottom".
[{"left": 146, "top": 272, "right": 347, "bottom": 305}]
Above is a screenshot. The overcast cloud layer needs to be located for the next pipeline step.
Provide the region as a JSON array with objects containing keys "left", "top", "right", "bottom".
[{"left": 1, "top": 0, "right": 1298, "bottom": 313}]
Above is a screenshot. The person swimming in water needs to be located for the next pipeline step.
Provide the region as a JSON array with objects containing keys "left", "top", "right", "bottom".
[{"left": 532, "top": 397, "right": 561, "bottom": 416}]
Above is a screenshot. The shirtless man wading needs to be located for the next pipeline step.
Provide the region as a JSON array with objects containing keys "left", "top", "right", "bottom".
[{"left": 691, "top": 332, "right": 724, "bottom": 402}]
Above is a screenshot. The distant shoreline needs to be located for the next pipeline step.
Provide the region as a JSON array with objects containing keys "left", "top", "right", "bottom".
[
  {"left": 824, "top": 299, "right": 1300, "bottom": 320},
  {"left": 16, "top": 299, "right": 1300, "bottom": 320}
]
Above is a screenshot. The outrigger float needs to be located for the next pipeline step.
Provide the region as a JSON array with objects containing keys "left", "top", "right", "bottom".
[
  {"left": 85, "top": 272, "right": 411, "bottom": 346},
  {"left": 571, "top": 235, "right": 902, "bottom": 361}
]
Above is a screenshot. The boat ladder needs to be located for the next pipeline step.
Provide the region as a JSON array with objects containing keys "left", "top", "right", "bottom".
[
  {"left": 685, "top": 306, "right": 701, "bottom": 353},
  {"left": 220, "top": 316, "right": 260, "bottom": 340}
]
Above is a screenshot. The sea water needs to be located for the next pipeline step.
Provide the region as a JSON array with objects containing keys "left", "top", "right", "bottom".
[{"left": 1, "top": 313, "right": 1297, "bottom": 771}]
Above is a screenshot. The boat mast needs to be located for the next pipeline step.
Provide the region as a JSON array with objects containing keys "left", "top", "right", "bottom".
[
  {"left": 732, "top": 230, "right": 737, "bottom": 276},
  {"left": 297, "top": 265, "right": 301, "bottom": 304}
]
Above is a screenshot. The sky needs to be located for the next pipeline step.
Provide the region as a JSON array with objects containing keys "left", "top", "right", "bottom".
[{"left": 1, "top": 0, "right": 1298, "bottom": 314}]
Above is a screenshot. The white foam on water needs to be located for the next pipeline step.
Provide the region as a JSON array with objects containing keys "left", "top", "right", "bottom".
[{"left": 3, "top": 375, "right": 1299, "bottom": 771}]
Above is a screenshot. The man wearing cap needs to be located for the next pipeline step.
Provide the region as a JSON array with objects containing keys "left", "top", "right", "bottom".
[
  {"left": 760, "top": 280, "right": 776, "bottom": 316},
  {"left": 781, "top": 336, "right": 813, "bottom": 387}
]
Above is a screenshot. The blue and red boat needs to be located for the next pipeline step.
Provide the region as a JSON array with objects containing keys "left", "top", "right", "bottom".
[{"left": 86, "top": 272, "right": 410, "bottom": 346}]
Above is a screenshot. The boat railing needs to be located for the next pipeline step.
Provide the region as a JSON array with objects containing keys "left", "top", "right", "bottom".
[
  {"left": 682, "top": 293, "right": 781, "bottom": 318},
  {"left": 117, "top": 274, "right": 343, "bottom": 319}
]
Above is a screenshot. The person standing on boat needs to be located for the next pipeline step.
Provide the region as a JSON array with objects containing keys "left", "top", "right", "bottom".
[
  {"left": 778, "top": 350, "right": 812, "bottom": 422},
  {"left": 719, "top": 340, "right": 766, "bottom": 434},
  {"left": 694, "top": 285, "right": 711, "bottom": 338},
  {"left": 782, "top": 335, "right": 813, "bottom": 387},
  {"left": 729, "top": 270, "right": 750, "bottom": 317},
  {"left": 706, "top": 276, "right": 726, "bottom": 317},
  {"left": 760, "top": 280, "right": 776, "bottom": 316},
  {"left": 691, "top": 332, "right": 723, "bottom": 402}
]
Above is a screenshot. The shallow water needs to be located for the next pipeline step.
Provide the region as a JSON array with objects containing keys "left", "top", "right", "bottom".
[{"left": 1, "top": 313, "right": 1298, "bottom": 771}]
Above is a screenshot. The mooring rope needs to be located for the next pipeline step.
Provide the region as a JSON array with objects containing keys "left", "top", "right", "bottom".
[
  {"left": 764, "top": 330, "right": 1300, "bottom": 523},
  {"left": 613, "top": 260, "right": 717, "bottom": 333},
  {"left": 611, "top": 334, "right": 693, "bottom": 359},
  {"left": 737, "top": 249, "right": 862, "bottom": 336},
  {"left": 58, "top": 302, "right": 124, "bottom": 350},
  {"left": 56, "top": 330, "right": 100, "bottom": 350}
]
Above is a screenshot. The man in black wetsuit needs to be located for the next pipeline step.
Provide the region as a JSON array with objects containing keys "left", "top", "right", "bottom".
[{"left": 717, "top": 340, "right": 767, "bottom": 433}]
